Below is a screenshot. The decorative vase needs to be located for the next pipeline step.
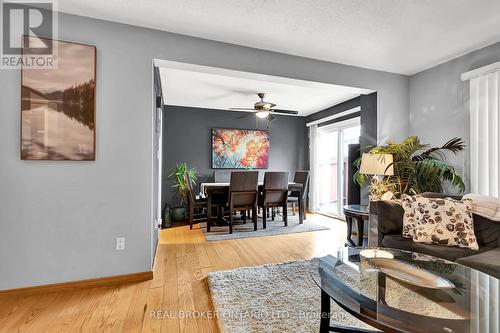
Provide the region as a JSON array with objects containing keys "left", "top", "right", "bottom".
[
  {"left": 171, "top": 207, "right": 186, "bottom": 221},
  {"left": 161, "top": 203, "right": 172, "bottom": 228}
]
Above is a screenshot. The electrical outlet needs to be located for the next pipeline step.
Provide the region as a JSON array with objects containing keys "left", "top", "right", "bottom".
[{"left": 116, "top": 237, "right": 126, "bottom": 250}]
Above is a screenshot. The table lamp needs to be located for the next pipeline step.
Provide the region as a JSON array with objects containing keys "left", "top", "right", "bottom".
[{"left": 359, "top": 153, "right": 394, "bottom": 200}]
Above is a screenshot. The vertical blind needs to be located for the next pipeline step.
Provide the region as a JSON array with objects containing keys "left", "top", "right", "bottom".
[
  {"left": 469, "top": 70, "right": 500, "bottom": 196},
  {"left": 465, "top": 66, "right": 500, "bottom": 333}
]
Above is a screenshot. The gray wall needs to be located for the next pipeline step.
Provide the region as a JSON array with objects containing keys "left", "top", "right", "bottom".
[
  {"left": 360, "top": 93, "right": 378, "bottom": 150},
  {"left": 409, "top": 41, "right": 500, "bottom": 192},
  {"left": 0, "top": 10, "right": 409, "bottom": 289},
  {"left": 162, "top": 106, "right": 307, "bottom": 207},
  {"left": 360, "top": 93, "right": 378, "bottom": 204}
]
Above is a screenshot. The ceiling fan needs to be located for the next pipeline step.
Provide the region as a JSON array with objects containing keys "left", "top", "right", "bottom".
[{"left": 229, "top": 93, "right": 299, "bottom": 121}]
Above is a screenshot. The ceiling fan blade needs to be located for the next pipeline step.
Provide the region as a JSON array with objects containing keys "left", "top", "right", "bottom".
[
  {"left": 236, "top": 113, "right": 252, "bottom": 119},
  {"left": 229, "top": 107, "right": 256, "bottom": 111},
  {"left": 271, "top": 109, "right": 299, "bottom": 115},
  {"left": 268, "top": 114, "right": 277, "bottom": 122}
]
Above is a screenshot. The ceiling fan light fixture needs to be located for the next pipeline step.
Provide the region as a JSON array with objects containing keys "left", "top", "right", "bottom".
[{"left": 256, "top": 111, "right": 270, "bottom": 119}]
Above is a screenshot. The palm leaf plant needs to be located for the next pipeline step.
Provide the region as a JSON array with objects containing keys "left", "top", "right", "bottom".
[
  {"left": 354, "top": 136, "right": 465, "bottom": 198},
  {"left": 168, "top": 162, "right": 198, "bottom": 207}
]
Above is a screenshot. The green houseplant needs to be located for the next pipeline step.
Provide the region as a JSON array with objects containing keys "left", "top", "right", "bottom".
[
  {"left": 355, "top": 136, "right": 465, "bottom": 199},
  {"left": 168, "top": 163, "right": 198, "bottom": 221}
]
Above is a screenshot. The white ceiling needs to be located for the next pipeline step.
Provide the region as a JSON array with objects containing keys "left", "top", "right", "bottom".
[
  {"left": 158, "top": 62, "right": 373, "bottom": 116},
  {"left": 59, "top": 0, "right": 500, "bottom": 75}
]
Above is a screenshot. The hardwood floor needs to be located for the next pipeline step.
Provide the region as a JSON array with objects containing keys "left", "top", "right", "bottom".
[{"left": 0, "top": 214, "right": 346, "bottom": 333}]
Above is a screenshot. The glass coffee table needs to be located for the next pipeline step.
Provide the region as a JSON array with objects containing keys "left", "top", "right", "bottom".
[{"left": 310, "top": 247, "right": 497, "bottom": 333}]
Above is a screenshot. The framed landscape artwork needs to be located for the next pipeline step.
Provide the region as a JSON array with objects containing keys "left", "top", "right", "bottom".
[
  {"left": 211, "top": 128, "right": 270, "bottom": 169},
  {"left": 21, "top": 36, "right": 96, "bottom": 160}
]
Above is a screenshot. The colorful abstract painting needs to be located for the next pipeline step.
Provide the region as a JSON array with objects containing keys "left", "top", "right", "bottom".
[{"left": 211, "top": 128, "right": 270, "bottom": 169}]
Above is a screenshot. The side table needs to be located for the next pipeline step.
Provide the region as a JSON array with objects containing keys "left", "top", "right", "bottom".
[{"left": 343, "top": 204, "right": 369, "bottom": 247}]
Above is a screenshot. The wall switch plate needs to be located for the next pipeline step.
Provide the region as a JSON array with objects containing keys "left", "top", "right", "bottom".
[{"left": 116, "top": 237, "right": 125, "bottom": 250}]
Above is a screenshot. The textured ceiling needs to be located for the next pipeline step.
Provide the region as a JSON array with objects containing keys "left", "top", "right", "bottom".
[
  {"left": 158, "top": 65, "right": 372, "bottom": 116},
  {"left": 58, "top": 0, "right": 500, "bottom": 75}
]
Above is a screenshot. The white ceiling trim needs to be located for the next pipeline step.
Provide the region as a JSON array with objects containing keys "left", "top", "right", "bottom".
[{"left": 156, "top": 60, "right": 373, "bottom": 116}]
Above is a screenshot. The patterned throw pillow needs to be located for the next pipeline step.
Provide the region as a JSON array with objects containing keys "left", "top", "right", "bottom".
[
  {"left": 412, "top": 197, "right": 479, "bottom": 250},
  {"left": 401, "top": 194, "right": 416, "bottom": 238}
]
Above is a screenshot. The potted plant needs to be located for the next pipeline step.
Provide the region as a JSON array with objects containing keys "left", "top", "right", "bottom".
[
  {"left": 168, "top": 163, "right": 198, "bottom": 221},
  {"left": 355, "top": 136, "right": 465, "bottom": 199}
]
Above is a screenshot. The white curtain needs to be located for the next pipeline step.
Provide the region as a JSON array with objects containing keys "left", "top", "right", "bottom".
[
  {"left": 467, "top": 69, "right": 500, "bottom": 333},
  {"left": 309, "top": 124, "right": 319, "bottom": 212}
]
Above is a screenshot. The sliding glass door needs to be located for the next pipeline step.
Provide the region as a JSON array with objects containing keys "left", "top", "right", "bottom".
[
  {"left": 310, "top": 118, "right": 360, "bottom": 217},
  {"left": 317, "top": 126, "right": 339, "bottom": 215}
]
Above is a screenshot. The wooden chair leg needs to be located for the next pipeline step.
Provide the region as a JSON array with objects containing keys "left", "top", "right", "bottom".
[
  {"left": 291, "top": 202, "right": 296, "bottom": 215},
  {"left": 252, "top": 206, "right": 257, "bottom": 231},
  {"left": 189, "top": 206, "right": 194, "bottom": 229},
  {"left": 229, "top": 211, "right": 233, "bottom": 234},
  {"left": 283, "top": 203, "right": 288, "bottom": 226},
  {"left": 272, "top": 208, "right": 275, "bottom": 221},
  {"left": 262, "top": 206, "right": 267, "bottom": 229}
]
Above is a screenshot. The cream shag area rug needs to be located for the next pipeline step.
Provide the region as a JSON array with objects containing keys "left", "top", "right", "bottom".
[{"left": 207, "top": 259, "right": 376, "bottom": 333}]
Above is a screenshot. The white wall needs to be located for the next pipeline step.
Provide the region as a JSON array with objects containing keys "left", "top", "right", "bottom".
[
  {"left": 409, "top": 41, "right": 500, "bottom": 192},
  {"left": 0, "top": 11, "right": 409, "bottom": 290}
]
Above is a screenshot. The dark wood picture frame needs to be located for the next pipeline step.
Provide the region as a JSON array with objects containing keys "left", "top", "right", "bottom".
[
  {"left": 20, "top": 36, "right": 97, "bottom": 160},
  {"left": 211, "top": 127, "right": 270, "bottom": 169}
]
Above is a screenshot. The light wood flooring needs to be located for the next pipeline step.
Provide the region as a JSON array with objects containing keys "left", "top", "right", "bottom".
[{"left": 0, "top": 213, "right": 347, "bottom": 332}]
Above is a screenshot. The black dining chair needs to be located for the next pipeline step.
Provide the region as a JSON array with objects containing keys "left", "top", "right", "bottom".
[
  {"left": 185, "top": 172, "right": 219, "bottom": 230},
  {"left": 259, "top": 172, "right": 289, "bottom": 228},
  {"left": 225, "top": 171, "right": 259, "bottom": 233},
  {"left": 288, "top": 170, "right": 309, "bottom": 216},
  {"left": 213, "top": 170, "right": 231, "bottom": 183}
]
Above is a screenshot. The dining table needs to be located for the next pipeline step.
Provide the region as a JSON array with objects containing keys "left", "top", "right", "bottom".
[{"left": 200, "top": 182, "right": 305, "bottom": 232}]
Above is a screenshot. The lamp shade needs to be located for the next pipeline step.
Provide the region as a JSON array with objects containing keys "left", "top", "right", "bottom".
[{"left": 359, "top": 153, "right": 394, "bottom": 176}]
